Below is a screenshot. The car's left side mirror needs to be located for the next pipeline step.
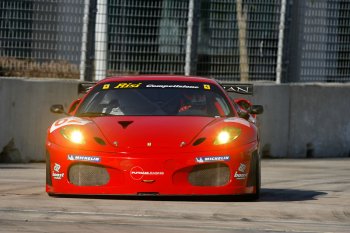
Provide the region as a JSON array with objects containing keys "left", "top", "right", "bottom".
[
  {"left": 50, "top": 104, "right": 65, "bottom": 114},
  {"left": 237, "top": 110, "right": 250, "bottom": 120},
  {"left": 249, "top": 105, "right": 264, "bottom": 115}
]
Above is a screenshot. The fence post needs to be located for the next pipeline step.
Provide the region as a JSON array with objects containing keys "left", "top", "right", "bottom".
[
  {"left": 236, "top": 0, "right": 249, "bottom": 82},
  {"left": 185, "top": 0, "right": 200, "bottom": 76},
  {"left": 185, "top": 0, "right": 194, "bottom": 76},
  {"left": 83, "top": 0, "right": 97, "bottom": 82},
  {"left": 80, "top": 0, "right": 90, "bottom": 81},
  {"left": 94, "top": 0, "right": 108, "bottom": 81},
  {"left": 276, "top": 0, "right": 287, "bottom": 84}
]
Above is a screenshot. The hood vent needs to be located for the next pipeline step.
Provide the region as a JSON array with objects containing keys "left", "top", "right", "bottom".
[
  {"left": 193, "top": 137, "right": 206, "bottom": 146},
  {"left": 118, "top": 121, "right": 133, "bottom": 129}
]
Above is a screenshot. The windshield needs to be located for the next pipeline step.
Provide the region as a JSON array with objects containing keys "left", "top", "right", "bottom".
[{"left": 76, "top": 81, "right": 233, "bottom": 117}]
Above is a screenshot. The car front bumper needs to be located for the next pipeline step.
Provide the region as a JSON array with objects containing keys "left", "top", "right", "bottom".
[{"left": 46, "top": 141, "right": 259, "bottom": 196}]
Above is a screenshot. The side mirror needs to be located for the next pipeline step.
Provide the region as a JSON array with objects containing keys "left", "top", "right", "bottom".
[
  {"left": 68, "top": 99, "right": 81, "bottom": 114},
  {"left": 234, "top": 99, "right": 252, "bottom": 111},
  {"left": 50, "top": 104, "right": 65, "bottom": 114},
  {"left": 237, "top": 110, "right": 250, "bottom": 120},
  {"left": 249, "top": 105, "right": 264, "bottom": 115}
]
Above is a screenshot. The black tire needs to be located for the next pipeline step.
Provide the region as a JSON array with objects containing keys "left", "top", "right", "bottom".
[
  {"left": 252, "top": 157, "right": 261, "bottom": 200},
  {"left": 45, "top": 151, "right": 52, "bottom": 186},
  {"left": 245, "top": 153, "right": 261, "bottom": 201}
]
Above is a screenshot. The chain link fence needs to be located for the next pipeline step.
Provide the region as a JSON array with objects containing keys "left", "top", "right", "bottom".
[
  {"left": 0, "top": 0, "right": 84, "bottom": 78},
  {"left": 196, "top": 0, "right": 281, "bottom": 82},
  {"left": 1, "top": 0, "right": 350, "bottom": 82},
  {"left": 107, "top": 0, "right": 189, "bottom": 76},
  {"left": 288, "top": 0, "right": 350, "bottom": 82}
]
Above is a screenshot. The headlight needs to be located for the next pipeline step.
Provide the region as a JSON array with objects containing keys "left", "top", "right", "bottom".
[
  {"left": 60, "top": 127, "right": 85, "bottom": 144},
  {"left": 214, "top": 127, "right": 241, "bottom": 145}
]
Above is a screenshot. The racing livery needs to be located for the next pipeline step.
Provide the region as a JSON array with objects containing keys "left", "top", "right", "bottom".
[{"left": 46, "top": 75, "right": 263, "bottom": 199}]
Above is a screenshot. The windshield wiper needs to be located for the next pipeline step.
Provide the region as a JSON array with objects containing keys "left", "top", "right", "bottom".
[{"left": 77, "top": 112, "right": 112, "bottom": 117}]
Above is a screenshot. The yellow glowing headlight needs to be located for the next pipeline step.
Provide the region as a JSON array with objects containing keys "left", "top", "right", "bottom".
[
  {"left": 216, "top": 131, "right": 231, "bottom": 144},
  {"left": 60, "top": 127, "right": 85, "bottom": 144},
  {"left": 214, "top": 127, "right": 241, "bottom": 145}
]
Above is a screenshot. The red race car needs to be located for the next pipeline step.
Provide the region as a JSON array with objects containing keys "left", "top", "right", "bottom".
[{"left": 46, "top": 75, "right": 263, "bottom": 199}]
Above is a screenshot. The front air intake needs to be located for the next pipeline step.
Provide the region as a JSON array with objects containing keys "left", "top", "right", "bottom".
[
  {"left": 68, "top": 163, "right": 110, "bottom": 186},
  {"left": 188, "top": 163, "right": 230, "bottom": 186}
]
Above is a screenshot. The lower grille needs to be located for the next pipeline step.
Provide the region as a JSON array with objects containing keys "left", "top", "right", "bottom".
[
  {"left": 68, "top": 163, "right": 110, "bottom": 186},
  {"left": 188, "top": 163, "right": 230, "bottom": 186}
]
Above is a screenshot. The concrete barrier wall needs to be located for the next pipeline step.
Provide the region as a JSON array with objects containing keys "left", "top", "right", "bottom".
[
  {"left": 231, "top": 83, "right": 350, "bottom": 158},
  {"left": 0, "top": 78, "right": 81, "bottom": 162},
  {"left": 0, "top": 77, "right": 349, "bottom": 162},
  {"left": 237, "top": 84, "right": 291, "bottom": 158},
  {"left": 288, "top": 84, "right": 350, "bottom": 157}
]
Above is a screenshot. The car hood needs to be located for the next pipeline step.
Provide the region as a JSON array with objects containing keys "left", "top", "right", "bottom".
[{"left": 91, "top": 116, "right": 217, "bottom": 149}]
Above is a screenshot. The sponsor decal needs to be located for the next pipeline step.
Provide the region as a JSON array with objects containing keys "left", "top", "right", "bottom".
[
  {"left": 221, "top": 84, "right": 253, "bottom": 95},
  {"left": 50, "top": 117, "right": 90, "bottom": 133},
  {"left": 102, "top": 84, "right": 110, "bottom": 89},
  {"left": 52, "top": 163, "right": 64, "bottom": 180},
  {"left": 130, "top": 166, "right": 165, "bottom": 180},
  {"left": 238, "top": 163, "right": 246, "bottom": 173},
  {"left": 114, "top": 83, "right": 142, "bottom": 89},
  {"left": 224, "top": 117, "right": 251, "bottom": 128},
  {"left": 234, "top": 172, "right": 247, "bottom": 180},
  {"left": 203, "top": 84, "right": 211, "bottom": 90},
  {"left": 52, "top": 173, "right": 64, "bottom": 180},
  {"left": 146, "top": 84, "right": 199, "bottom": 89},
  {"left": 54, "top": 163, "right": 61, "bottom": 172},
  {"left": 226, "top": 86, "right": 250, "bottom": 94},
  {"left": 67, "top": 155, "right": 101, "bottom": 162},
  {"left": 234, "top": 163, "right": 248, "bottom": 180},
  {"left": 195, "top": 155, "right": 230, "bottom": 163}
]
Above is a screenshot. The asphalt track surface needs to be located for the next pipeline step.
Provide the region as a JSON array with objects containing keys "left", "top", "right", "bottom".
[{"left": 0, "top": 159, "right": 349, "bottom": 233}]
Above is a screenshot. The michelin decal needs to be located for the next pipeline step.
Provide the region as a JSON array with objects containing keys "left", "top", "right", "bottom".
[
  {"left": 195, "top": 156, "right": 230, "bottom": 163},
  {"left": 67, "top": 155, "right": 101, "bottom": 162}
]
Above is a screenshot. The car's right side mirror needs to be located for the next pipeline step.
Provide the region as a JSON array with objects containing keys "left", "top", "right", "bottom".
[
  {"left": 249, "top": 105, "right": 264, "bottom": 115},
  {"left": 68, "top": 99, "right": 81, "bottom": 115}
]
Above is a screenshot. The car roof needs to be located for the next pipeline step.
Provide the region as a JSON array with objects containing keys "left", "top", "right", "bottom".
[{"left": 98, "top": 75, "right": 219, "bottom": 85}]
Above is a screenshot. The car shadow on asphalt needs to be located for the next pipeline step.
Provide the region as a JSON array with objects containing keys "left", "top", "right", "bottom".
[
  {"left": 54, "top": 188, "right": 327, "bottom": 202},
  {"left": 259, "top": 188, "right": 327, "bottom": 202}
]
